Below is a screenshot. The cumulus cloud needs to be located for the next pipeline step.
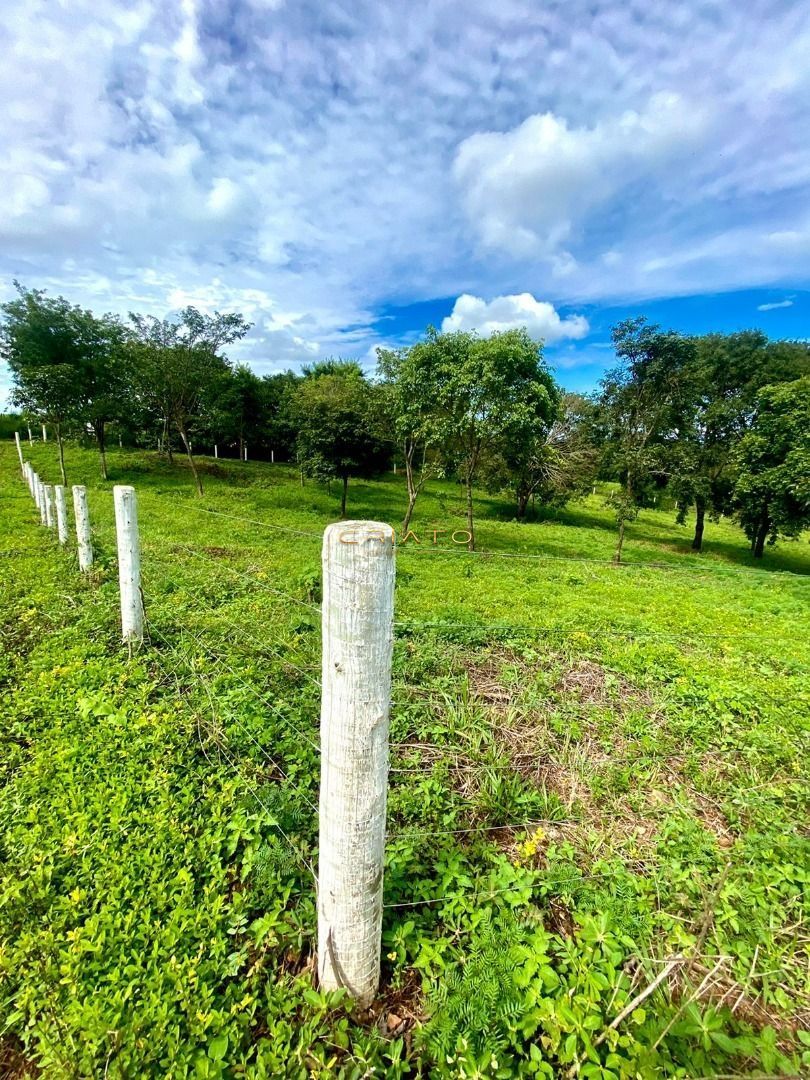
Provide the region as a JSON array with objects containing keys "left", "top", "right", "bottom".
[
  {"left": 441, "top": 293, "right": 588, "bottom": 343},
  {"left": 454, "top": 92, "right": 711, "bottom": 257},
  {"left": 757, "top": 299, "right": 794, "bottom": 311}
]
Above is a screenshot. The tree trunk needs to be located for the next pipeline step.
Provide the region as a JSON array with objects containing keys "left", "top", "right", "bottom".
[
  {"left": 753, "top": 510, "right": 769, "bottom": 558},
  {"left": 464, "top": 470, "right": 475, "bottom": 551},
  {"left": 179, "top": 426, "right": 203, "bottom": 496},
  {"left": 340, "top": 475, "right": 348, "bottom": 518},
  {"left": 516, "top": 490, "right": 529, "bottom": 521},
  {"left": 691, "top": 496, "right": 706, "bottom": 551},
  {"left": 95, "top": 421, "right": 108, "bottom": 481},
  {"left": 613, "top": 518, "right": 626, "bottom": 564},
  {"left": 55, "top": 423, "right": 67, "bottom": 485},
  {"left": 402, "top": 441, "right": 418, "bottom": 534}
]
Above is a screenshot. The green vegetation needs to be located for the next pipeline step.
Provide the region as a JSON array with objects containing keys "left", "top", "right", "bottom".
[{"left": 2, "top": 441, "right": 808, "bottom": 1077}]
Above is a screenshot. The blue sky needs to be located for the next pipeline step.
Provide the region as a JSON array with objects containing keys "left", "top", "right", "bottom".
[{"left": 1, "top": 0, "right": 808, "bottom": 404}]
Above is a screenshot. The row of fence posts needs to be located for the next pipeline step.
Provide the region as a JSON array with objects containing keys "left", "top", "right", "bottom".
[{"left": 13, "top": 433, "right": 395, "bottom": 1007}]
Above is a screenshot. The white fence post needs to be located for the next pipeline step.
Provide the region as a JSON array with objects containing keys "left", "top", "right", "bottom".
[
  {"left": 318, "top": 521, "right": 395, "bottom": 1007},
  {"left": 38, "top": 480, "right": 47, "bottom": 524},
  {"left": 14, "top": 432, "right": 24, "bottom": 472},
  {"left": 41, "top": 424, "right": 47, "bottom": 442},
  {"left": 113, "top": 485, "right": 144, "bottom": 643},
  {"left": 244, "top": 444, "right": 248, "bottom": 462},
  {"left": 33, "top": 472, "right": 41, "bottom": 510},
  {"left": 43, "top": 484, "right": 54, "bottom": 528},
  {"left": 55, "top": 485, "right": 68, "bottom": 544},
  {"left": 271, "top": 449, "right": 275, "bottom": 464},
  {"left": 214, "top": 443, "right": 218, "bottom": 459},
  {"left": 27, "top": 426, "right": 33, "bottom": 445},
  {"left": 72, "top": 486, "right": 94, "bottom": 571}
]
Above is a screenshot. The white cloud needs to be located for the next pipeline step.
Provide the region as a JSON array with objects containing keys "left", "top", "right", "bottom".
[
  {"left": 2, "top": 0, "right": 810, "bottom": 406},
  {"left": 441, "top": 293, "right": 588, "bottom": 343},
  {"left": 757, "top": 299, "right": 794, "bottom": 311},
  {"left": 454, "top": 92, "right": 711, "bottom": 258}
]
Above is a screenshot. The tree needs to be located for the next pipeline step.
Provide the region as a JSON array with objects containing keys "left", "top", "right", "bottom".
[
  {"left": 669, "top": 332, "right": 810, "bottom": 551},
  {"left": 395, "top": 327, "right": 559, "bottom": 549},
  {"left": 599, "top": 319, "right": 696, "bottom": 562},
  {"left": 126, "top": 307, "right": 250, "bottom": 495},
  {"left": 376, "top": 345, "right": 443, "bottom": 534},
  {"left": 209, "top": 364, "right": 265, "bottom": 460},
  {"left": 0, "top": 283, "right": 95, "bottom": 484},
  {"left": 293, "top": 363, "right": 389, "bottom": 517},
  {"left": 80, "top": 313, "right": 129, "bottom": 479},
  {"left": 731, "top": 377, "right": 810, "bottom": 557},
  {"left": 481, "top": 392, "right": 599, "bottom": 519}
]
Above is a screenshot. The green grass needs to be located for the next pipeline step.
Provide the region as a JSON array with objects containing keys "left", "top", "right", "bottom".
[{"left": 1, "top": 441, "right": 809, "bottom": 1078}]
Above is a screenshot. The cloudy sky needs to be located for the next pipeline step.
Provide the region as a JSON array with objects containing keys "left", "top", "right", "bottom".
[{"left": 2, "top": 0, "right": 808, "bottom": 403}]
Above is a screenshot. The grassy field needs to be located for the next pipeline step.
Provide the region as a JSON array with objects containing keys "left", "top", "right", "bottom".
[{"left": 1, "top": 441, "right": 809, "bottom": 1079}]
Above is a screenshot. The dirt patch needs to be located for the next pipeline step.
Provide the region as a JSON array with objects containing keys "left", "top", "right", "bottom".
[
  {"left": 554, "top": 658, "right": 653, "bottom": 709},
  {"left": 0, "top": 1039, "right": 38, "bottom": 1078}
]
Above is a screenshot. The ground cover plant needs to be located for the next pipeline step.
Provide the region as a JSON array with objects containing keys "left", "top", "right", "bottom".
[{"left": 1, "top": 441, "right": 808, "bottom": 1078}]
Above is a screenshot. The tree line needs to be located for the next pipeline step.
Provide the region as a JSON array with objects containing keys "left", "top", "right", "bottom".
[{"left": 2, "top": 283, "right": 809, "bottom": 559}]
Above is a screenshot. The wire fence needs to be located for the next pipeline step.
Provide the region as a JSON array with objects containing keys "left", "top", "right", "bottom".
[{"left": 7, "top": 459, "right": 810, "bottom": 983}]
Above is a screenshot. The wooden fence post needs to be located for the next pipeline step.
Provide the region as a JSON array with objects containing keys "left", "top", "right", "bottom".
[
  {"left": 318, "top": 521, "right": 396, "bottom": 1007},
  {"left": 54, "top": 485, "right": 68, "bottom": 544},
  {"left": 113, "top": 485, "right": 144, "bottom": 643},
  {"left": 72, "top": 486, "right": 94, "bottom": 571},
  {"left": 43, "top": 484, "right": 54, "bottom": 528}
]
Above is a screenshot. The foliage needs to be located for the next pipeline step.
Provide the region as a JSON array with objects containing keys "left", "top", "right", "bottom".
[
  {"left": 292, "top": 362, "right": 389, "bottom": 516},
  {"left": 398, "top": 327, "right": 560, "bottom": 549},
  {"left": 126, "top": 307, "right": 250, "bottom": 494},
  {"left": 731, "top": 376, "right": 810, "bottom": 556},
  {"left": 668, "top": 332, "right": 810, "bottom": 551},
  {"left": 598, "top": 319, "right": 696, "bottom": 562}
]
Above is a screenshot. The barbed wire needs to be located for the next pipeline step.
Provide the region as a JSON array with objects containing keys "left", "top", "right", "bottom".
[
  {"left": 184, "top": 503, "right": 323, "bottom": 539},
  {"left": 146, "top": 616, "right": 321, "bottom": 753},
  {"left": 397, "top": 536, "right": 810, "bottom": 583}
]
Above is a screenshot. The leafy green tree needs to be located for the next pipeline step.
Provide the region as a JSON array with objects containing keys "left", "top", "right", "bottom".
[
  {"left": 0, "top": 283, "right": 98, "bottom": 484},
  {"left": 730, "top": 377, "right": 810, "bottom": 557},
  {"left": 481, "top": 392, "right": 599, "bottom": 519},
  {"left": 396, "top": 327, "right": 559, "bottom": 549},
  {"left": 599, "top": 318, "right": 696, "bottom": 562},
  {"left": 208, "top": 364, "right": 265, "bottom": 460},
  {"left": 670, "top": 332, "right": 810, "bottom": 551},
  {"left": 293, "top": 363, "right": 388, "bottom": 516},
  {"left": 261, "top": 371, "right": 301, "bottom": 461},
  {"left": 376, "top": 345, "right": 443, "bottom": 533},
  {"left": 126, "top": 307, "right": 250, "bottom": 495}
]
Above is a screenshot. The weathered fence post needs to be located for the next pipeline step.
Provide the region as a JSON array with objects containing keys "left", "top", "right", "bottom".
[
  {"left": 318, "top": 521, "right": 396, "bottom": 1007},
  {"left": 38, "top": 480, "right": 47, "bottom": 524},
  {"left": 54, "top": 485, "right": 68, "bottom": 544},
  {"left": 72, "top": 486, "right": 93, "bottom": 571},
  {"left": 43, "top": 484, "right": 54, "bottom": 528},
  {"left": 15, "top": 432, "right": 24, "bottom": 472},
  {"left": 113, "top": 485, "right": 144, "bottom": 643}
]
